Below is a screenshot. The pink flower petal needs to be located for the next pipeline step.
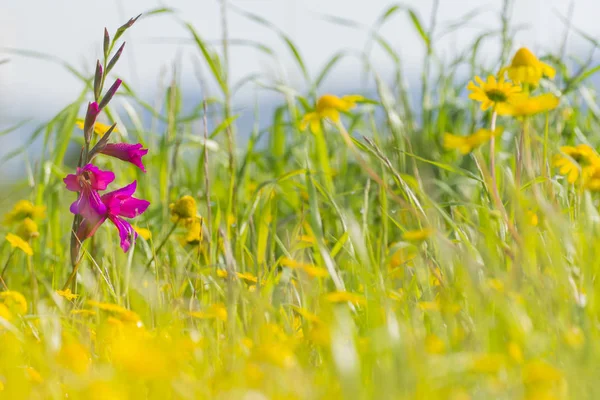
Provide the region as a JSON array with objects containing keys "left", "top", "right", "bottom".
[
  {"left": 63, "top": 173, "right": 80, "bottom": 192},
  {"left": 109, "top": 215, "right": 135, "bottom": 252},
  {"left": 100, "top": 143, "right": 148, "bottom": 172},
  {"left": 118, "top": 197, "right": 150, "bottom": 218},
  {"left": 82, "top": 164, "right": 115, "bottom": 190},
  {"left": 69, "top": 187, "right": 107, "bottom": 220}
]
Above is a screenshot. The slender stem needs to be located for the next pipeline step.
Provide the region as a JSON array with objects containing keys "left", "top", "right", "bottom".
[
  {"left": 488, "top": 110, "right": 503, "bottom": 210},
  {"left": 62, "top": 256, "right": 83, "bottom": 291},
  {"left": 1, "top": 249, "right": 16, "bottom": 282},
  {"left": 202, "top": 100, "right": 212, "bottom": 234},
  {"left": 145, "top": 220, "right": 180, "bottom": 270}
]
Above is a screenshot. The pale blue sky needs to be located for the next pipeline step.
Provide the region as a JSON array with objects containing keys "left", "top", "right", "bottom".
[{"left": 0, "top": 0, "right": 598, "bottom": 177}]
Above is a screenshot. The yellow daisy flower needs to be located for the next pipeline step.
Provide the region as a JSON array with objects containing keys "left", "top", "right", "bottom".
[
  {"left": 170, "top": 195, "right": 197, "bottom": 221},
  {"left": 443, "top": 127, "right": 504, "bottom": 154},
  {"left": 467, "top": 75, "right": 521, "bottom": 111},
  {"left": 553, "top": 144, "right": 600, "bottom": 183},
  {"left": 300, "top": 94, "right": 364, "bottom": 134},
  {"left": 75, "top": 119, "right": 118, "bottom": 136},
  {"left": 56, "top": 288, "right": 79, "bottom": 301},
  {"left": 3, "top": 200, "right": 45, "bottom": 225},
  {"left": 496, "top": 93, "right": 559, "bottom": 117},
  {"left": 5, "top": 233, "right": 33, "bottom": 256},
  {"left": 500, "top": 47, "right": 556, "bottom": 86},
  {"left": 584, "top": 165, "right": 600, "bottom": 191}
]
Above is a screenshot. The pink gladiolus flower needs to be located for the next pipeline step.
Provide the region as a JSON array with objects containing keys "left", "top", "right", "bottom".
[
  {"left": 64, "top": 164, "right": 115, "bottom": 220},
  {"left": 100, "top": 143, "right": 148, "bottom": 172},
  {"left": 76, "top": 181, "right": 150, "bottom": 252}
]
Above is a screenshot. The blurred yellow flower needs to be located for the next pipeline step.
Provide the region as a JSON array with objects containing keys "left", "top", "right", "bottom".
[
  {"left": 563, "top": 326, "right": 585, "bottom": 349},
  {"left": 281, "top": 257, "right": 329, "bottom": 278},
  {"left": 522, "top": 360, "right": 563, "bottom": 385},
  {"left": 444, "top": 127, "right": 504, "bottom": 154},
  {"left": 300, "top": 94, "right": 364, "bottom": 134},
  {"left": 496, "top": 93, "right": 559, "bottom": 117},
  {"left": 25, "top": 366, "right": 43, "bottom": 384},
  {"left": 132, "top": 225, "right": 151, "bottom": 240},
  {"left": 5, "top": 233, "right": 33, "bottom": 256},
  {"left": 323, "top": 291, "right": 366, "bottom": 305},
  {"left": 169, "top": 195, "right": 197, "bottom": 221},
  {"left": 470, "top": 353, "right": 507, "bottom": 374},
  {"left": 508, "top": 342, "right": 524, "bottom": 364},
  {"left": 3, "top": 200, "right": 45, "bottom": 225},
  {"left": 183, "top": 216, "right": 203, "bottom": 245},
  {"left": 189, "top": 303, "right": 228, "bottom": 321},
  {"left": 402, "top": 228, "right": 434, "bottom": 242},
  {"left": 553, "top": 144, "right": 599, "bottom": 183},
  {"left": 500, "top": 47, "right": 556, "bottom": 86},
  {"left": 527, "top": 210, "right": 539, "bottom": 227},
  {"left": 15, "top": 218, "right": 39, "bottom": 241},
  {"left": 56, "top": 288, "right": 79, "bottom": 301},
  {"left": 57, "top": 341, "right": 91, "bottom": 374},
  {"left": 110, "top": 326, "right": 177, "bottom": 380},
  {"left": 424, "top": 334, "right": 446, "bottom": 354},
  {"left": 0, "top": 303, "right": 12, "bottom": 321},
  {"left": 76, "top": 119, "right": 118, "bottom": 136},
  {"left": 87, "top": 300, "right": 141, "bottom": 324},
  {"left": 468, "top": 75, "right": 521, "bottom": 111}
]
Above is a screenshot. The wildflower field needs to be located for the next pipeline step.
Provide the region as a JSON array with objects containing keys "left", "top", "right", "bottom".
[{"left": 3, "top": 2, "right": 600, "bottom": 399}]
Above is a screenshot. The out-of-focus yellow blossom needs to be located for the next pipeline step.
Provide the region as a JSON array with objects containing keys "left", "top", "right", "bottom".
[
  {"left": 169, "top": 195, "right": 197, "bottom": 221},
  {"left": 57, "top": 341, "right": 91, "bottom": 374},
  {"left": 56, "top": 289, "right": 78, "bottom": 301},
  {"left": 71, "top": 309, "right": 96, "bottom": 317},
  {"left": 553, "top": 144, "right": 600, "bottom": 183},
  {"left": 564, "top": 326, "right": 585, "bottom": 349},
  {"left": 522, "top": 360, "right": 563, "bottom": 385},
  {"left": 87, "top": 300, "right": 141, "bottom": 324},
  {"left": 252, "top": 342, "right": 298, "bottom": 369},
  {"left": 300, "top": 94, "right": 364, "bottom": 134},
  {"left": 388, "top": 245, "right": 417, "bottom": 275},
  {"left": 470, "top": 353, "right": 508, "bottom": 374},
  {"left": 25, "top": 366, "right": 43, "bottom": 384},
  {"left": 189, "top": 303, "right": 228, "bottom": 321},
  {"left": 182, "top": 216, "right": 203, "bottom": 245},
  {"left": 444, "top": 127, "right": 504, "bottom": 154},
  {"left": 3, "top": 200, "right": 45, "bottom": 225},
  {"left": 424, "top": 334, "right": 445, "bottom": 354},
  {"left": 496, "top": 93, "right": 559, "bottom": 117},
  {"left": 15, "top": 218, "right": 39, "bottom": 241},
  {"left": 527, "top": 210, "right": 539, "bottom": 226},
  {"left": 323, "top": 291, "right": 366, "bottom": 305},
  {"left": 280, "top": 257, "right": 328, "bottom": 278},
  {"left": 5, "top": 233, "right": 33, "bottom": 255},
  {"left": 76, "top": 119, "right": 118, "bottom": 136},
  {"left": 0, "top": 291, "right": 27, "bottom": 315},
  {"left": 109, "top": 325, "right": 181, "bottom": 380},
  {"left": 508, "top": 342, "right": 524, "bottom": 364},
  {"left": 468, "top": 75, "right": 521, "bottom": 111},
  {"left": 500, "top": 47, "right": 556, "bottom": 86},
  {"left": 216, "top": 269, "right": 259, "bottom": 284},
  {"left": 0, "top": 303, "right": 12, "bottom": 321},
  {"left": 132, "top": 225, "right": 151, "bottom": 240},
  {"left": 402, "top": 228, "right": 434, "bottom": 242}
]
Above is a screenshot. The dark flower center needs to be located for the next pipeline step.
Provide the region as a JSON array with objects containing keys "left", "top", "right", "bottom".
[{"left": 485, "top": 89, "right": 508, "bottom": 103}]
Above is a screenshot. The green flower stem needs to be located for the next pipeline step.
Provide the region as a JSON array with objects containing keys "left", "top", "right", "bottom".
[{"left": 145, "top": 219, "right": 180, "bottom": 270}]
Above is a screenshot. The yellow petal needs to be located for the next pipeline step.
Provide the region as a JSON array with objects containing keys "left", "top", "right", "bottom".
[{"left": 5, "top": 233, "right": 33, "bottom": 255}]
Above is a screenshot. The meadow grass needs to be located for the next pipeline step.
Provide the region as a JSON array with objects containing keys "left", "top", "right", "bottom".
[{"left": 1, "top": 1, "right": 600, "bottom": 399}]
